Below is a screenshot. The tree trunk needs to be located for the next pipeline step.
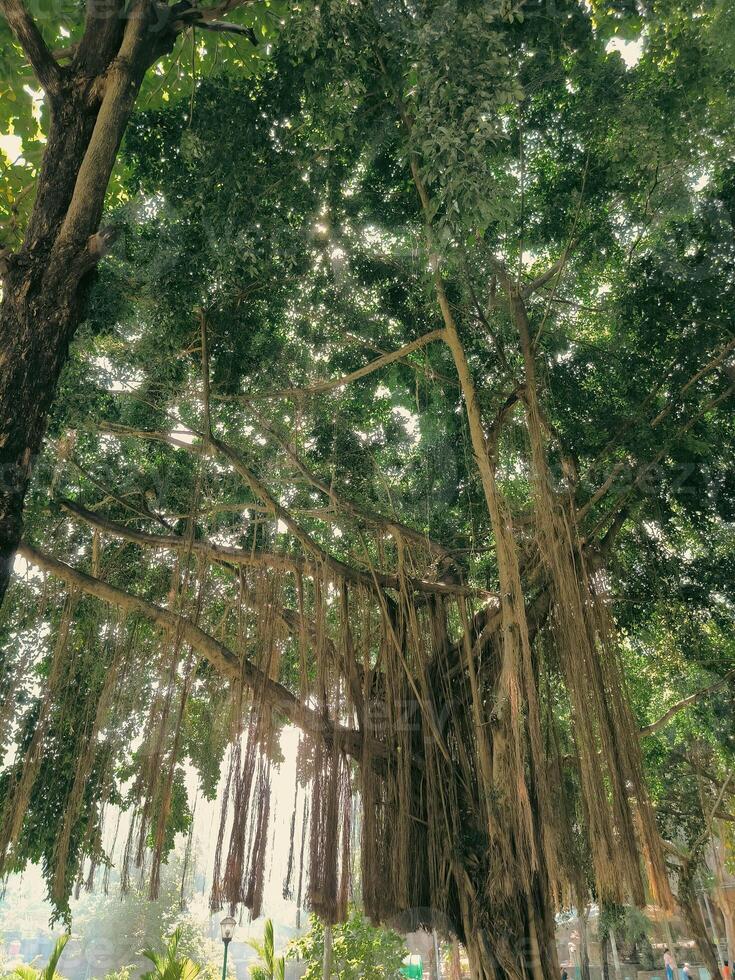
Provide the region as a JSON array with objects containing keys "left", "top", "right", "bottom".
[
  {"left": 578, "top": 911, "right": 591, "bottom": 980},
  {"left": 459, "top": 881, "right": 561, "bottom": 980},
  {"left": 663, "top": 920, "right": 678, "bottom": 972},
  {"left": 679, "top": 875, "right": 723, "bottom": 980},
  {"left": 609, "top": 929, "right": 623, "bottom": 980},
  {"left": 433, "top": 929, "right": 443, "bottom": 980},
  {"left": 449, "top": 941, "right": 463, "bottom": 980},
  {"left": 712, "top": 831, "right": 735, "bottom": 964},
  {"left": 0, "top": 94, "right": 98, "bottom": 601},
  {"left": 702, "top": 889, "right": 725, "bottom": 970},
  {"left": 601, "top": 934, "right": 610, "bottom": 980},
  {"left": 322, "top": 923, "right": 333, "bottom": 978},
  {"left": 0, "top": 0, "right": 177, "bottom": 606}
]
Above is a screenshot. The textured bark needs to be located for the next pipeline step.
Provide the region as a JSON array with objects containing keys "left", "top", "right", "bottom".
[
  {"left": 0, "top": 0, "right": 177, "bottom": 604},
  {"left": 456, "top": 870, "right": 560, "bottom": 980}
]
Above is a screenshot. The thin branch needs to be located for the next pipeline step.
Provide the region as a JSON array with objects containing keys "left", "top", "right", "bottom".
[
  {"left": 0, "top": 0, "right": 61, "bottom": 95},
  {"left": 245, "top": 406, "right": 458, "bottom": 562},
  {"left": 522, "top": 250, "right": 577, "bottom": 297},
  {"left": 584, "top": 382, "right": 735, "bottom": 541},
  {"left": 213, "top": 328, "right": 447, "bottom": 403},
  {"left": 581, "top": 335, "right": 735, "bottom": 510},
  {"left": 199, "top": 308, "right": 211, "bottom": 438},
  {"left": 640, "top": 670, "right": 735, "bottom": 737},
  {"left": 650, "top": 335, "right": 735, "bottom": 430},
  {"left": 527, "top": 155, "right": 589, "bottom": 350},
  {"left": 342, "top": 331, "right": 457, "bottom": 387},
  {"left": 195, "top": 20, "right": 257, "bottom": 38}
]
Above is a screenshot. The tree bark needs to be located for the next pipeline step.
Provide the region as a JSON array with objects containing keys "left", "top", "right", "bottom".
[
  {"left": 702, "top": 888, "right": 726, "bottom": 970},
  {"left": 578, "top": 912, "right": 591, "bottom": 980},
  {"left": 457, "top": 875, "right": 560, "bottom": 980},
  {"left": 0, "top": 0, "right": 178, "bottom": 605},
  {"left": 449, "top": 941, "right": 463, "bottom": 980},
  {"left": 601, "top": 934, "right": 610, "bottom": 980}
]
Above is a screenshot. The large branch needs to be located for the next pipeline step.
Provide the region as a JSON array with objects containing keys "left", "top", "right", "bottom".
[
  {"left": 640, "top": 670, "right": 735, "bottom": 737},
  {"left": 215, "top": 328, "right": 447, "bottom": 403},
  {"left": 60, "top": 497, "right": 309, "bottom": 575},
  {"left": 17, "top": 543, "right": 374, "bottom": 761},
  {"left": 73, "top": 0, "right": 126, "bottom": 76},
  {"left": 61, "top": 496, "right": 369, "bottom": 587},
  {"left": 0, "top": 0, "right": 61, "bottom": 94},
  {"left": 521, "top": 254, "right": 569, "bottom": 297},
  {"left": 56, "top": 0, "right": 172, "bottom": 251}
]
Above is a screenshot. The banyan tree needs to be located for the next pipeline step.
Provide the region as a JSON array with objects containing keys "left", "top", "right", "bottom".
[{"left": 1, "top": 0, "right": 735, "bottom": 977}]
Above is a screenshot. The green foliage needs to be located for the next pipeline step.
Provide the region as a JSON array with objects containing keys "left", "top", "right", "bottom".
[
  {"left": 141, "top": 928, "right": 202, "bottom": 980},
  {"left": 103, "top": 968, "right": 134, "bottom": 980},
  {"left": 2, "top": 0, "right": 735, "bottom": 924},
  {"left": 289, "top": 908, "right": 407, "bottom": 980},
  {"left": 246, "top": 920, "right": 285, "bottom": 980},
  {"left": 3, "top": 934, "right": 69, "bottom": 980}
]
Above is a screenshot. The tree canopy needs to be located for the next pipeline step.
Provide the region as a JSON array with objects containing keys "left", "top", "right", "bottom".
[{"left": 1, "top": 0, "right": 734, "bottom": 977}]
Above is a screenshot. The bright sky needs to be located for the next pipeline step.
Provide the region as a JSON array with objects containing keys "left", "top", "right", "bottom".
[
  {"left": 0, "top": 133, "right": 24, "bottom": 163},
  {"left": 1, "top": 725, "right": 307, "bottom": 944},
  {"left": 605, "top": 35, "right": 645, "bottom": 68}
]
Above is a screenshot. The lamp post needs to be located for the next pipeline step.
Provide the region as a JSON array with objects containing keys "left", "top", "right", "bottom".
[{"left": 220, "top": 916, "right": 236, "bottom": 980}]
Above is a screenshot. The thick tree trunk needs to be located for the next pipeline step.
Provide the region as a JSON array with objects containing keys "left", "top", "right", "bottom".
[
  {"left": 458, "top": 874, "right": 560, "bottom": 980},
  {"left": 0, "top": 84, "right": 98, "bottom": 600},
  {"left": 0, "top": 268, "right": 85, "bottom": 598},
  {"left": 0, "top": 0, "right": 176, "bottom": 605}
]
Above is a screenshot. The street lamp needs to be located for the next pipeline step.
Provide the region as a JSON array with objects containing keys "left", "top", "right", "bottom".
[{"left": 220, "top": 916, "right": 236, "bottom": 980}]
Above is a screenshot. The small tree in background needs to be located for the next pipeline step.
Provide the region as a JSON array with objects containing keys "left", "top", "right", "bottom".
[{"left": 290, "top": 908, "right": 407, "bottom": 980}]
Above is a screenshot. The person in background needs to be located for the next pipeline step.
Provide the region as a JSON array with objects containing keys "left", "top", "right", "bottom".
[
  {"left": 682, "top": 963, "right": 693, "bottom": 980},
  {"left": 561, "top": 969, "right": 568, "bottom": 980},
  {"left": 722, "top": 960, "right": 730, "bottom": 980},
  {"left": 664, "top": 948, "right": 676, "bottom": 980}
]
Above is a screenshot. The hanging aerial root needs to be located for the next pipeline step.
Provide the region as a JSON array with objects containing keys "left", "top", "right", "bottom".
[{"left": 510, "top": 286, "right": 672, "bottom": 909}]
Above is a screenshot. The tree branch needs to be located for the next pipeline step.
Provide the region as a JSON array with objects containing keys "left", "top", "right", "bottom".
[
  {"left": 214, "top": 328, "right": 447, "bottom": 403},
  {"left": 521, "top": 246, "right": 577, "bottom": 297},
  {"left": 70, "top": 439, "right": 488, "bottom": 600},
  {"left": 584, "top": 382, "right": 735, "bottom": 542},
  {"left": 57, "top": 0, "right": 167, "bottom": 250},
  {"left": 0, "top": 0, "right": 62, "bottom": 95},
  {"left": 244, "top": 407, "right": 458, "bottom": 563},
  {"left": 639, "top": 670, "right": 735, "bottom": 737},
  {"left": 17, "top": 543, "right": 375, "bottom": 761}
]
